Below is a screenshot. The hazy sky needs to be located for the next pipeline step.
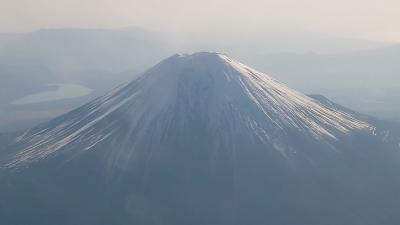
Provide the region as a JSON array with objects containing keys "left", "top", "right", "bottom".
[{"left": 1, "top": 0, "right": 400, "bottom": 42}]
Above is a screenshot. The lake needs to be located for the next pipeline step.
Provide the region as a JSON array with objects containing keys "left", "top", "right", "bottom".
[{"left": 11, "top": 83, "right": 93, "bottom": 105}]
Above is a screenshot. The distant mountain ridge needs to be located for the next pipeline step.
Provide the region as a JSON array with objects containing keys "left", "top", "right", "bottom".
[{"left": 1, "top": 28, "right": 399, "bottom": 132}]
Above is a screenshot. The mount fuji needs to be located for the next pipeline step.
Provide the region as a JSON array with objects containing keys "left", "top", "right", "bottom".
[{"left": 1, "top": 52, "right": 400, "bottom": 225}]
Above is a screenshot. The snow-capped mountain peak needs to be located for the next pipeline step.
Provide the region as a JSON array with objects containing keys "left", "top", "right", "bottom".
[{"left": 3, "top": 52, "right": 372, "bottom": 169}]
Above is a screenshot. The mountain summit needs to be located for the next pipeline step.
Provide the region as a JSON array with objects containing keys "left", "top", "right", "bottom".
[
  {"left": 1, "top": 53, "right": 399, "bottom": 225},
  {"left": 3, "top": 52, "right": 370, "bottom": 169}
]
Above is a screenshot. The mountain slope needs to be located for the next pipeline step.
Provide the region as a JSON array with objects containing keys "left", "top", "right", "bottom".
[{"left": 1, "top": 52, "right": 399, "bottom": 225}]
